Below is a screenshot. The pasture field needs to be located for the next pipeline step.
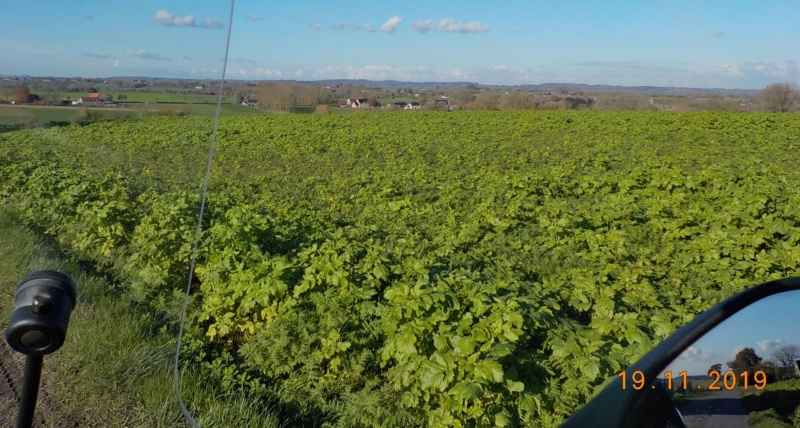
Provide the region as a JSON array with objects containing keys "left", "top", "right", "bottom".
[
  {"left": 0, "top": 104, "right": 129, "bottom": 125},
  {"left": 53, "top": 91, "right": 231, "bottom": 104},
  {"left": 0, "top": 102, "right": 266, "bottom": 126},
  {"left": 130, "top": 102, "right": 267, "bottom": 116},
  {"left": 2, "top": 111, "right": 800, "bottom": 427}
]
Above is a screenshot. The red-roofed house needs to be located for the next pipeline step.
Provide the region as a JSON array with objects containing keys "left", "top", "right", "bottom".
[{"left": 73, "top": 93, "right": 117, "bottom": 107}]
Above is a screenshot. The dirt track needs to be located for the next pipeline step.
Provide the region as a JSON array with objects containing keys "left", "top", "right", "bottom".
[{"left": 0, "top": 327, "right": 77, "bottom": 428}]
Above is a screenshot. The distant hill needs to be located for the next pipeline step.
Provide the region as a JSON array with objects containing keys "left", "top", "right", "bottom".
[
  {"left": 4, "top": 74, "right": 760, "bottom": 97},
  {"left": 238, "top": 79, "right": 758, "bottom": 96},
  {"left": 247, "top": 79, "right": 758, "bottom": 97},
  {"left": 303, "top": 79, "right": 479, "bottom": 89}
]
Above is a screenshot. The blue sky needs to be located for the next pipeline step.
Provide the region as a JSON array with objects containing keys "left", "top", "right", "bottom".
[
  {"left": 665, "top": 291, "right": 800, "bottom": 376},
  {"left": 2, "top": 1, "right": 799, "bottom": 88}
]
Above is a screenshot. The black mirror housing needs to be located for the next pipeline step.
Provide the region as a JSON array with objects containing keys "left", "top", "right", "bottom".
[{"left": 5, "top": 271, "right": 77, "bottom": 355}]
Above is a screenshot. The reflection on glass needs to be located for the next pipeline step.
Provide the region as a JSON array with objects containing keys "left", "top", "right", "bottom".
[{"left": 663, "top": 291, "right": 800, "bottom": 427}]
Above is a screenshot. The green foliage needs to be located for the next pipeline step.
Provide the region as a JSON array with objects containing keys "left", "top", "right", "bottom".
[
  {"left": 748, "top": 409, "right": 790, "bottom": 428},
  {"left": 2, "top": 111, "right": 800, "bottom": 426}
]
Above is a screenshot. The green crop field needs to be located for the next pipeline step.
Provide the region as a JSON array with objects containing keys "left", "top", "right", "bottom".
[{"left": 2, "top": 111, "right": 800, "bottom": 427}]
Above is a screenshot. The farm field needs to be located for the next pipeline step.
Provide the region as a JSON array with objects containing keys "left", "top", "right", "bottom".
[
  {"left": 2, "top": 110, "right": 800, "bottom": 426},
  {"left": 53, "top": 91, "right": 231, "bottom": 104},
  {"left": 0, "top": 104, "right": 129, "bottom": 125},
  {"left": 125, "top": 102, "right": 267, "bottom": 116},
  {"left": 0, "top": 102, "right": 267, "bottom": 126}
]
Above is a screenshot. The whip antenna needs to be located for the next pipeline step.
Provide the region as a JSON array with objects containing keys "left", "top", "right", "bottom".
[{"left": 174, "top": 1, "right": 236, "bottom": 426}]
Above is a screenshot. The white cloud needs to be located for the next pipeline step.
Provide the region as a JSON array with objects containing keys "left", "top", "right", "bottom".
[
  {"left": 253, "top": 68, "right": 285, "bottom": 78},
  {"left": 202, "top": 18, "right": 223, "bottom": 29},
  {"left": 154, "top": 10, "right": 196, "bottom": 27},
  {"left": 381, "top": 16, "right": 403, "bottom": 33},
  {"left": 294, "top": 70, "right": 304, "bottom": 77},
  {"left": 697, "top": 60, "right": 800, "bottom": 87},
  {"left": 133, "top": 50, "right": 171, "bottom": 61},
  {"left": 330, "top": 22, "right": 345, "bottom": 30},
  {"left": 680, "top": 346, "right": 701, "bottom": 358},
  {"left": 247, "top": 14, "right": 262, "bottom": 21},
  {"left": 312, "top": 65, "right": 470, "bottom": 81},
  {"left": 81, "top": 52, "right": 115, "bottom": 59},
  {"left": 232, "top": 57, "right": 256, "bottom": 64},
  {"left": 746, "top": 61, "right": 800, "bottom": 78},
  {"left": 412, "top": 19, "right": 490, "bottom": 33},
  {"left": 718, "top": 63, "right": 743, "bottom": 77},
  {"left": 677, "top": 345, "right": 715, "bottom": 362},
  {"left": 153, "top": 10, "right": 221, "bottom": 29},
  {"left": 362, "top": 23, "right": 375, "bottom": 32},
  {"left": 758, "top": 339, "right": 785, "bottom": 352}
]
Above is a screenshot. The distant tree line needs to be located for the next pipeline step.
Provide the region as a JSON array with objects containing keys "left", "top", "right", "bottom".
[{"left": 1, "top": 78, "right": 796, "bottom": 113}]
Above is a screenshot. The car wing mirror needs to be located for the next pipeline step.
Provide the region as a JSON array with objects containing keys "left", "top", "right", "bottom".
[{"left": 562, "top": 277, "right": 800, "bottom": 428}]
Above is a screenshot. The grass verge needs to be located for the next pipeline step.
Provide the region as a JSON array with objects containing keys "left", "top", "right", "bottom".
[
  {"left": 0, "top": 206, "right": 282, "bottom": 427},
  {"left": 747, "top": 409, "right": 792, "bottom": 427}
]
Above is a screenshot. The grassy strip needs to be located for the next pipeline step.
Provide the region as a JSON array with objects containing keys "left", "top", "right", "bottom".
[
  {"left": 0, "top": 206, "right": 281, "bottom": 428},
  {"left": 748, "top": 409, "right": 792, "bottom": 427}
]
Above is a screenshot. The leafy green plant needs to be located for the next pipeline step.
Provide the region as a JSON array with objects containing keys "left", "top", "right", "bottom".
[{"left": 2, "top": 111, "right": 800, "bottom": 426}]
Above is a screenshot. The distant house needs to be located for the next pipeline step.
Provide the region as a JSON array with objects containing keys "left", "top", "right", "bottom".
[
  {"left": 73, "top": 93, "right": 116, "bottom": 107},
  {"left": 347, "top": 98, "right": 369, "bottom": 108},
  {"left": 387, "top": 101, "right": 422, "bottom": 110},
  {"left": 242, "top": 99, "right": 258, "bottom": 107}
]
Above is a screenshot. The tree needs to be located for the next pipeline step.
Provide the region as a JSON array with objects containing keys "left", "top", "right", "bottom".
[
  {"left": 555, "top": 85, "right": 570, "bottom": 96},
  {"left": 728, "top": 347, "right": 762, "bottom": 371},
  {"left": 498, "top": 91, "right": 533, "bottom": 110},
  {"left": 728, "top": 347, "right": 763, "bottom": 383},
  {"left": 255, "top": 82, "right": 297, "bottom": 113},
  {"left": 421, "top": 100, "right": 437, "bottom": 111},
  {"left": 708, "top": 363, "right": 722, "bottom": 377},
  {"left": 760, "top": 82, "right": 798, "bottom": 113},
  {"left": 772, "top": 344, "right": 800, "bottom": 372},
  {"left": 348, "top": 84, "right": 365, "bottom": 98},
  {"left": 465, "top": 92, "right": 499, "bottom": 110},
  {"left": 448, "top": 87, "right": 475, "bottom": 109},
  {"left": 15, "top": 85, "right": 30, "bottom": 104}
]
